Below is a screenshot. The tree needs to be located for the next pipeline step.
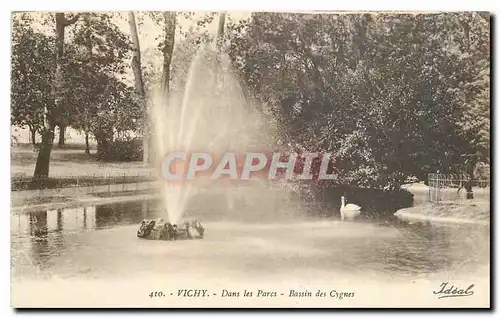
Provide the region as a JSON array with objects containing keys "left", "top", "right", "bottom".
[
  {"left": 66, "top": 12, "right": 136, "bottom": 157},
  {"left": 11, "top": 14, "right": 54, "bottom": 146},
  {"left": 153, "top": 11, "right": 217, "bottom": 94},
  {"left": 32, "top": 12, "right": 80, "bottom": 179},
  {"left": 452, "top": 13, "right": 490, "bottom": 198},
  {"left": 167, "top": 16, "right": 215, "bottom": 96}
]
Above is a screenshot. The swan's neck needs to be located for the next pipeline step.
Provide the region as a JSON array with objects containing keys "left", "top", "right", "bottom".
[{"left": 340, "top": 200, "right": 345, "bottom": 220}]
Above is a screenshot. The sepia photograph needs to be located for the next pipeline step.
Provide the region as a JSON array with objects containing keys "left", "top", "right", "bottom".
[{"left": 9, "top": 9, "right": 491, "bottom": 308}]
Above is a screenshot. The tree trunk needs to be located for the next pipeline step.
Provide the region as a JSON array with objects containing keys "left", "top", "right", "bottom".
[
  {"left": 215, "top": 12, "right": 226, "bottom": 92},
  {"left": 161, "top": 11, "right": 176, "bottom": 94},
  {"left": 33, "top": 129, "right": 54, "bottom": 179},
  {"left": 29, "top": 126, "right": 36, "bottom": 145},
  {"left": 128, "top": 11, "right": 148, "bottom": 165},
  {"left": 85, "top": 131, "right": 90, "bottom": 155},
  {"left": 128, "top": 12, "right": 145, "bottom": 97},
  {"left": 465, "top": 181, "right": 474, "bottom": 199},
  {"left": 215, "top": 13, "right": 228, "bottom": 147},
  {"left": 58, "top": 124, "right": 65, "bottom": 146},
  {"left": 465, "top": 166, "right": 475, "bottom": 200},
  {"left": 33, "top": 14, "right": 65, "bottom": 180},
  {"left": 217, "top": 13, "right": 226, "bottom": 51}
]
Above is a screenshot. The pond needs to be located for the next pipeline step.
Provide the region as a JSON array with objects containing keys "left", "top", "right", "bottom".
[{"left": 11, "top": 198, "right": 490, "bottom": 282}]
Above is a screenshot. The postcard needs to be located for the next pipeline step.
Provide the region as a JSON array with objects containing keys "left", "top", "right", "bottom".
[{"left": 10, "top": 10, "right": 490, "bottom": 308}]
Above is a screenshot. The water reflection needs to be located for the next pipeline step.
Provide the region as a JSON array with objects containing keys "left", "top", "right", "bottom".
[
  {"left": 11, "top": 201, "right": 158, "bottom": 237},
  {"left": 11, "top": 201, "right": 158, "bottom": 278}
]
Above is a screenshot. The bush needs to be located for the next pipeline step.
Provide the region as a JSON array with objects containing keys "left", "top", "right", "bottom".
[{"left": 97, "top": 138, "right": 143, "bottom": 162}]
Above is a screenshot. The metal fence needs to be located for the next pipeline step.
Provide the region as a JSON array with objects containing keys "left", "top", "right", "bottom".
[{"left": 428, "top": 173, "right": 490, "bottom": 203}]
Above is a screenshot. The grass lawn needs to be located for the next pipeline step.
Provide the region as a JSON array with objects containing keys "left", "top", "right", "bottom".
[
  {"left": 11, "top": 143, "right": 154, "bottom": 179},
  {"left": 15, "top": 195, "right": 77, "bottom": 206}
]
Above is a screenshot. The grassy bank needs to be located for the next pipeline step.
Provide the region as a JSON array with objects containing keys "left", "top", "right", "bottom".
[
  {"left": 11, "top": 175, "right": 154, "bottom": 191},
  {"left": 395, "top": 201, "right": 490, "bottom": 225},
  {"left": 11, "top": 143, "right": 153, "bottom": 179},
  {"left": 11, "top": 143, "right": 157, "bottom": 191}
]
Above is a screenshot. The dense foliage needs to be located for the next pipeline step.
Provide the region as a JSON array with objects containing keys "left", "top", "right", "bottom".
[{"left": 226, "top": 12, "right": 490, "bottom": 189}]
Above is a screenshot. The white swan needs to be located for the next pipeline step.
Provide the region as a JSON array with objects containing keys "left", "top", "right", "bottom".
[{"left": 340, "top": 196, "right": 361, "bottom": 220}]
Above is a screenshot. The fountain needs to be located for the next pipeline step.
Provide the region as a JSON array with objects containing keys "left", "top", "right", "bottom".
[{"left": 146, "top": 44, "right": 269, "bottom": 228}]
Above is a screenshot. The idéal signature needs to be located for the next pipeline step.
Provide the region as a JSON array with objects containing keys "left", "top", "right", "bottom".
[{"left": 433, "top": 282, "right": 474, "bottom": 299}]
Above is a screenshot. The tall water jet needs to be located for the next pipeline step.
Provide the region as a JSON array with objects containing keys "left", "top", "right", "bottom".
[{"left": 149, "top": 45, "right": 267, "bottom": 224}]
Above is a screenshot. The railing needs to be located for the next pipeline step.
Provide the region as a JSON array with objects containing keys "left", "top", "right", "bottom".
[
  {"left": 427, "top": 173, "right": 490, "bottom": 203},
  {"left": 11, "top": 172, "right": 160, "bottom": 200}
]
